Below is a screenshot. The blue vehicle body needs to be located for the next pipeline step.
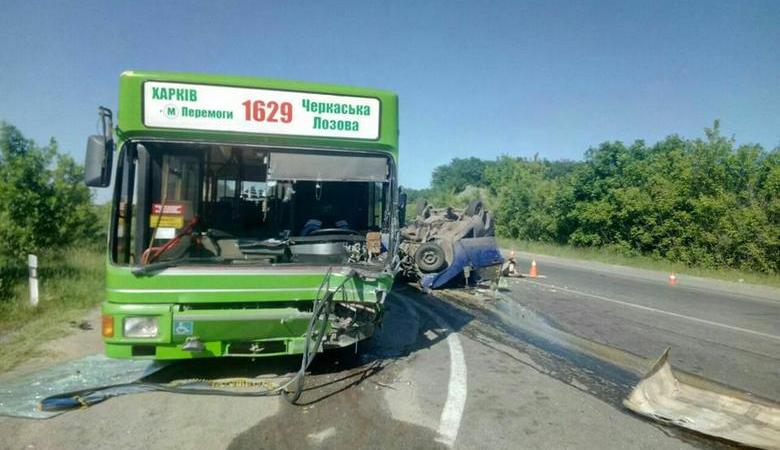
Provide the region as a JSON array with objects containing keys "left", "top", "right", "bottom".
[{"left": 420, "top": 237, "right": 504, "bottom": 289}]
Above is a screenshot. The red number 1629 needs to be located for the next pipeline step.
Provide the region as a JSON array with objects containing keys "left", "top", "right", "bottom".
[{"left": 242, "top": 100, "right": 293, "bottom": 123}]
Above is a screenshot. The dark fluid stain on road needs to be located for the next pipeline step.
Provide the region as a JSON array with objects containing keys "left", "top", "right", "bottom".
[
  {"left": 143, "top": 356, "right": 301, "bottom": 383},
  {"left": 227, "top": 364, "right": 444, "bottom": 450},
  {"left": 433, "top": 289, "right": 638, "bottom": 408},
  {"left": 227, "top": 290, "right": 451, "bottom": 450},
  {"left": 431, "top": 288, "right": 742, "bottom": 450}
]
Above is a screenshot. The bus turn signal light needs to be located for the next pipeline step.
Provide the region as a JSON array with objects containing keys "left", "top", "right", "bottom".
[{"left": 102, "top": 315, "right": 114, "bottom": 337}]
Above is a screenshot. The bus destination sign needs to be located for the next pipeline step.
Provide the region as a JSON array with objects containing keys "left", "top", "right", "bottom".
[{"left": 143, "top": 81, "right": 380, "bottom": 140}]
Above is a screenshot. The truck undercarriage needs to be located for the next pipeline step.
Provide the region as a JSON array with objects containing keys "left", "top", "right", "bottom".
[{"left": 399, "top": 199, "right": 503, "bottom": 289}]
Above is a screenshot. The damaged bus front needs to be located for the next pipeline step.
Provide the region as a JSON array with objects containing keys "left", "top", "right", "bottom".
[{"left": 85, "top": 71, "right": 400, "bottom": 360}]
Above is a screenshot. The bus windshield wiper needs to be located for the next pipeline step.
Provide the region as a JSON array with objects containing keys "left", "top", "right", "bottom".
[{"left": 132, "top": 256, "right": 225, "bottom": 276}]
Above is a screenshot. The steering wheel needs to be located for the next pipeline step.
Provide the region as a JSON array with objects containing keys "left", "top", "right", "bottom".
[{"left": 308, "top": 228, "right": 361, "bottom": 236}]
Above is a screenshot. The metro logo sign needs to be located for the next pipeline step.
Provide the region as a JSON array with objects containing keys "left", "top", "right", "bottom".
[{"left": 143, "top": 81, "right": 380, "bottom": 140}]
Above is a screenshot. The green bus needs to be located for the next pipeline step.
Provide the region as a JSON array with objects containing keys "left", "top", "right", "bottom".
[{"left": 85, "top": 71, "right": 401, "bottom": 360}]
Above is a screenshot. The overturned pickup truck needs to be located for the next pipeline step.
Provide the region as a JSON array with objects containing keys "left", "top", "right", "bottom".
[{"left": 399, "top": 199, "right": 504, "bottom": 289}]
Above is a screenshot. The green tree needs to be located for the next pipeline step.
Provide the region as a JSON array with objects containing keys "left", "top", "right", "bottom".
[
  {"left": 485, "top": 156, "right": 579, "bottom": 242},
  {"left": 556, "top": 124, "right": 779, "bottom": 272},
  {"left": 431, "top": 157, "right": 493, "bottom": 194},
  {"left": 0, "top": 123, "right": 98, "bottom": 261}
]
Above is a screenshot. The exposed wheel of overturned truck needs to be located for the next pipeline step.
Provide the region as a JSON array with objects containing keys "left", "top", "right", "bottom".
[
  {"left": 415, "top": 199, "right": 430, "bottom": 218},
  {"left": 414, "top": 242, "right": 447, "bottom": 273},
  {"left": 465, "top": 199, "right": 483, "bottom": 216}
]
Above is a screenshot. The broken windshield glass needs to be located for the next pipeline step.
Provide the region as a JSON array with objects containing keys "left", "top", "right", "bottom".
[{"left": 110, "top": 143, "right": 394, "bottom": 269}]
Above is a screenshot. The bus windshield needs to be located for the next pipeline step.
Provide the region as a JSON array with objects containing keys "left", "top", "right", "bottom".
[{"left": 111, "top": 142, "right": 394, "bottom": 270}]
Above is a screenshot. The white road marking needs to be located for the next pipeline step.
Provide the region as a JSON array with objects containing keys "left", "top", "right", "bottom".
[
  {"left": 397, "top": 293, "right": 468, "bottom": 448},
  {"left": 529, "top": 281, "right": 780, "bottom": 342},
  {"left": 306, "top": 426, "right": 336, "bottom": 444}
]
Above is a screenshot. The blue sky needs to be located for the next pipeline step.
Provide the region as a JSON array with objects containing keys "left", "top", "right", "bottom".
[{"left": 1, "top": 0, "right": 778, "bottom": 190}]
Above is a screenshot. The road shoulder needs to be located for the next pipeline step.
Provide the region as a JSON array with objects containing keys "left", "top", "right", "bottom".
[{"left": 506, "top": 249, "right": 780, "bottom": 302}]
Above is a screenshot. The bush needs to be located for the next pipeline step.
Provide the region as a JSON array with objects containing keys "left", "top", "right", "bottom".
[{"left": 0, "top": 122, "right": 98, "bottom": 298}]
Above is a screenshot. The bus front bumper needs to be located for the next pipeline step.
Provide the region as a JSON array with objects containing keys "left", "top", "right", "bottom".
[{"left": 102, "top": 302, "right": 318, "bottom": 359}]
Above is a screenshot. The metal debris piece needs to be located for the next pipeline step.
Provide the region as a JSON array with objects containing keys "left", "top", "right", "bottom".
[{"left": 624, "top": 348, "right": 780, "bottom": 449}]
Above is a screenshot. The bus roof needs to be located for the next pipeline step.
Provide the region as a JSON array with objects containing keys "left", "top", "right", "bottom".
[{"left": 117, "top": 71, "right": 398, "bottom": 157}]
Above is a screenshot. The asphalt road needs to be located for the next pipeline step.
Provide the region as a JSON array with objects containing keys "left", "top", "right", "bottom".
[
  {"left": 504, "top": 252, "right": 780, "bottom": 402},
  {"left": 3, "top": 255, "right": 778, "bottom": 449}
]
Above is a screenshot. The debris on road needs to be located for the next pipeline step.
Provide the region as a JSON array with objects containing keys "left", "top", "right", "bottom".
[
  {"left": 624, "top": 348, "right": 780, "bottom": 449},
  {"left": 500, "top": 251, "right": 519, "bottom": 277},
  {"left": 68, "top": 320, "right": 93, "bottom": 331},
  {"left": 0, "top": 355, "right": 164, "bottom": 419},
  {"left": 500, "top": 253, "right": 547, "bottom": 279}
]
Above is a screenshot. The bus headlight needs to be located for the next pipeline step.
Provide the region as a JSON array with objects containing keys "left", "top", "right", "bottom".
[{"left": 123, "top": 317, "right": 159, "bottom": 338}]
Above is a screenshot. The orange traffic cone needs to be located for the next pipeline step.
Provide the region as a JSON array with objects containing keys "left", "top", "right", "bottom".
[
  {"left": 668, "top": 273, "right": 677, "bottom": 286},
  {"left": 529, "top": 259, "right": 538, "bottom": 278}
]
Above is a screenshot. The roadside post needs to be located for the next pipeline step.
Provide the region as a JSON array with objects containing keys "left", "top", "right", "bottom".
[{"left": 28, "top": 254, "right": 38, "bottom": 307}]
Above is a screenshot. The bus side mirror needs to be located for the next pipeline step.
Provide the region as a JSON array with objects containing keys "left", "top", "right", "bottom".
[
  {"left": 85, "top": 106, "right": 114, "bottom": 188},
  {"left": 85, "top": 135, "right": 113, "bottom": 187},
  {"left": 398, "top": 190, "right": 407, "bottom": 227}
]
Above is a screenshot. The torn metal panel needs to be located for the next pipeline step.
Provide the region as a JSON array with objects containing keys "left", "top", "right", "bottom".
[{"left": 624, "top": 348, "right": 780, "bottom": 449}]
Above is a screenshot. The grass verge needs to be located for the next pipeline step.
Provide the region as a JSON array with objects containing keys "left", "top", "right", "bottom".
[
  {"left": 498, "top": 238, "right": 780, "bottom": 289},
  {"left": 0, "top": 246, "right": 104, "bottom": 372}
]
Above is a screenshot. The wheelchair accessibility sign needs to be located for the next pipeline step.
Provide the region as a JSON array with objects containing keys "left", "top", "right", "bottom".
[{"left": 173, "top": 321, "right": 194, "bottom": 336}]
